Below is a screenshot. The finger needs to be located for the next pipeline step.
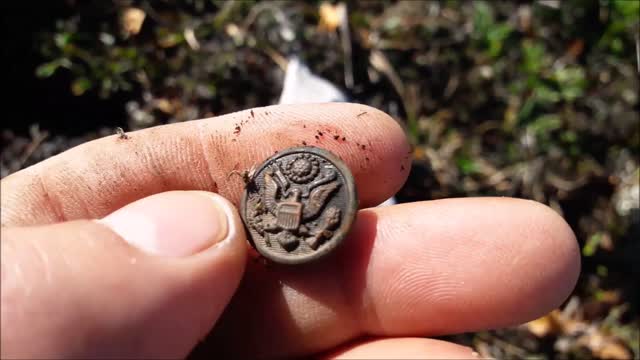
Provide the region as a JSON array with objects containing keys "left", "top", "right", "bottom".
[
  {"left": 1, "top": 103, "right": 411, "bottom": 227},
  {"left": 194, "top": 198, "right": 579, "bottom": 359},
  {"left": 1, "top": 191, "right": 246, "bottom": 359},
  {"left": 323, "top": 337, "right": 481, "bottom": 359}
]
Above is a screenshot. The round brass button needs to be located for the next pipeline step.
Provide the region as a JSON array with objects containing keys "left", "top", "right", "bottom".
[{"left": 240, "top": 146, "right": 358, "bottom": 264}]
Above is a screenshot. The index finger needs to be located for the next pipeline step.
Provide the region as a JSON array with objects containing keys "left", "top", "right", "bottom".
[{"left": 1, "top": 103, "right": 411, "bottom": 226}]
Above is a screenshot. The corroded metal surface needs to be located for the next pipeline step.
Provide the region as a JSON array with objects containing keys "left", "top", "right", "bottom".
[{"left": 241, "top": 146, "right": 358, "bottom": 264}]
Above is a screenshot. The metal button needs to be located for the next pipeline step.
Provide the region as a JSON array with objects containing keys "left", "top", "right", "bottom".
[{"left": 240, "top": 146, "right": 358, "bottom": 264}]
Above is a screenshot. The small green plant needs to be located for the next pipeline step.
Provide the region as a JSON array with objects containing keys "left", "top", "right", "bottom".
[{"left": 472, "top": 1, "right": 514, "bottom": 59}]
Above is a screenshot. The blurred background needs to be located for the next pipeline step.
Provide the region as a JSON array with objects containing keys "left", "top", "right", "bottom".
[{"left": 2, "top": 0, "right": 639, "bottom": 358}]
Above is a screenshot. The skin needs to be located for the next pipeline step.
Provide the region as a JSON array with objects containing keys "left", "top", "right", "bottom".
[{"left": 0, "top": 103, "right": 580, "bottom": 359}]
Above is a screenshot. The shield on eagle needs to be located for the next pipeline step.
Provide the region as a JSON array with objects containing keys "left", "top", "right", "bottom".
[{"left": 276, "top": 201, "right": 302, "bottom": 230}]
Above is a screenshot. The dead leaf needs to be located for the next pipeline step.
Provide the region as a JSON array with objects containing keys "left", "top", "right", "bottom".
[
  {"left": 577, "top": 330, "right": 632, "bottom": 360},
  {"left": 517, "top": 5, "right": 532, "bottom": 33},
  {"left": 525, "top": 309, "right": 590, "bottom": 337},
  {"left": 318, "top": 2, "right": 345, "bottom": 32},
  {"left": 121, "top": 7, "right": 146, "bottom": 36},
  {"left": 599, "top": 232, "right": 614, "bottom": 251},
  {"left": 566, "top": 39, "right": 585, "bottom": 59},
  {"left": 155, "top": 98, "right": 174, "bottom": 114},
  {"left": 413, "top": 145, "right": 427, "bottom": 161},
  {"left": 525, "top": 311, "right": 558, "bottom": 337},
  {"left": 598, "top": 341, "right": 632, "bottom": 360}
]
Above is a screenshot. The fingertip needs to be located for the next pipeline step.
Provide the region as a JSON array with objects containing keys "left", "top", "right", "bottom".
[
  {"left": 244, "top": 102, "right": 412, "bottom": 207},
  {"left": 516, "top": 198, "right": 581, "bottom": 309},
  {"left": 2, "top": 103, "right": 411, "bottom": 226},
  {"left": 344, "top": 197, "right": 583, "bottom": 336},
  {"left": 323, "top": 337, "right": 479, "bottom": 359},
  {"left": 1, "top": 191, "right": 248, "bottom": 359},
  {"left": 315, "top": 102, "right": 412, "bottom": 207},
  {"left": 459, "top": 198, "right": 581, "bottom": 321},
  {"left": 347, "top": 104, "right": 412, "bottom": 206}
]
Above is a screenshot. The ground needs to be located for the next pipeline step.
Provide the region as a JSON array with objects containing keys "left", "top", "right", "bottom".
[{"left": 2, "top": 1, "right": 638, "bottom": 358}]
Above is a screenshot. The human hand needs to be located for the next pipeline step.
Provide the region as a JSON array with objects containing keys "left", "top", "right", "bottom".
[{"left": 1, "top": 103, "right": 580, "bottom": 359}]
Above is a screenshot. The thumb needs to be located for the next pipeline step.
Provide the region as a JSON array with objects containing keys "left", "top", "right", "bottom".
[{"left": 1, "top": 191, "right": 247, "bottom": 359}]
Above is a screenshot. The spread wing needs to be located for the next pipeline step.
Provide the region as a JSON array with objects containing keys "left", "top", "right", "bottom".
[
  {"left": 263, "top": 173, "right": 279, "bottom": 214},
  {"left": 302, "top": 181, "right": 340, "bottom": 220}
]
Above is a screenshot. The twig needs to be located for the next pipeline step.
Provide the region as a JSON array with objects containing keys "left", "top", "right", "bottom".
[
  {"left": 241, "top": 2, "right": 293, "bottom": 72},
  {"left": 261, "top": 45, "right": 288, "bottom": 71},
  {"left": 184, "top": 27, "right": 200, "bottom": 50},
  {"left": 369, "top": 50, "right": 405, "bottom": 97},
  {"left": 369, "top": 49, "right": 418, "bottom": 122},
  {"left": 242, "top": 2, "right": 291, "bottom": 39},
  {"left": 338, "top": 3, "right": 354, "bottom": 89},
  {"left": 19, "top": 124, "right": 49, "bottom": 167},
  {"left": 635, "top": 30, "right": 639, "bottom": 74},
  {"left": 546, "top": 171, "right": 588, "bottom": 192},
  {"left": 212, "top": 0, "right": 238, "bottom": 29},
  {"left": 241, "top": 2, "right": 274, "bottom": 33},
  {"left": 475, "top": 331, "right": 533, "bottom": 358},
  {"left": 140, "top": 1, "right": 168, "bottom": 26},
  {"left": 443, "top": 74, "right": 460, "bottom": 99}
]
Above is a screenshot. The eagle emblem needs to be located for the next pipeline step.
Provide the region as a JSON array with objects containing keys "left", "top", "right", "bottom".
[{"left": 248, "top": 153, "right": 342, "bottom": 251}]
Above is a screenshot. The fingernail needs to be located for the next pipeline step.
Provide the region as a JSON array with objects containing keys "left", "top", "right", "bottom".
[{"left": 99, "top": 191, "right": 230, "bottom": 257}]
